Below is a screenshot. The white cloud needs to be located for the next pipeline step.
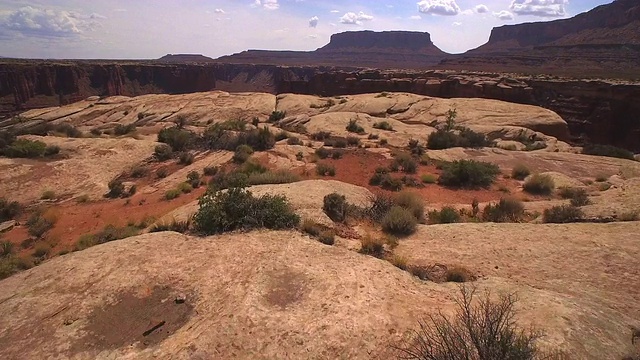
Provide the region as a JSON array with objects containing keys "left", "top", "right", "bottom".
[
  {"left": 493, "top": 10, "right": 514, "bottom": 20},
  {"left": 214, "top": 9, "right": 225, "bottom": 14},
  {"left": 409, "top": 15, "right": 422, "bottom": 20},
  {"left": 0, "top": 6, "right": 101, "bottom": 37},
  {"left": 417, "top": 0, "right": 460, "bottom": 16},
  {"left": 254, "top": 0, "right": 280, "bottom": 11},
  {"left": 452, "top": 21, "right": 462, "bottom": 26},
  {"left": 339, "top": 11, "right": 374, "bottom": 25},
  {"left": 475, "top": 5, "right": 489, "bottom": 14},
  {"left": 509, "top": 0, "right": 567, "bottom": 17},
  {"left": 330, "top": 10, "right": 340, "bottom": 14},
  {"left": 309, "top": 16, "right": 318, "bottom": 28}
]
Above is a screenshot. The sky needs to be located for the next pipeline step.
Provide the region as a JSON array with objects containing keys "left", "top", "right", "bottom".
[{"left": 0, "top": 0, "right": 614, "bottom": 59}]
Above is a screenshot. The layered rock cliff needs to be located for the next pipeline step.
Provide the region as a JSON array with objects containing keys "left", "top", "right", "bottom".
[{"left": 1, "top": 61, "right": 639, "bottom": 151}]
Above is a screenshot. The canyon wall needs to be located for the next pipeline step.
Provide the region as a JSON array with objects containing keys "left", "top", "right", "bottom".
[{"left": 1, "top": 62, "right": 639, "bottom": 151}]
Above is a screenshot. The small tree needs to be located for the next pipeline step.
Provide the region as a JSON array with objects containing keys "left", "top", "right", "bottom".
[{"left": 445, "top": 108, "right": 457, "bottom": 131}]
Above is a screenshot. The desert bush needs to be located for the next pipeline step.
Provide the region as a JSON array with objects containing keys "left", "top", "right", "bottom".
[
  {"left": 445, "top": 266, "right": 475, "bottom": 283},
  {"left": 53, "top": 123, "right": 82, "bottom": 138},
  {"left": 203, "top": 166, "right": 218, "bottom": 176},
  {"left": 193, "top": 187, "right": 300, "bottom": 234},
  {"left": 331, "top": 150, "right": 344, "bottom": 159},
  {"left": 209, "top": 171, "right": 249, "bottom": 190},
  {"left": 359, "top": 236, "right": 385, "bottom": 258},
  {"left": 179, "top": 152, "right": 195, "bottom": 165},
  {"left": 164, "top": 189, "right": 181, "bottom": 201},
  {"left": 369, "top": 167, "right": 390, "bottom": 186},
  {"left": 75, "top": 224, "right": 140, "bottom": 251},
  {"left": 401, "top": 176, "right": 422, "bottom": 188},
  {"left": 113, "top": 123, "right": 136, "bottom": 136},
  {"left": 390, "top": 254, "right": 408, "bottom": 270},
  {"left": 367, "top": 193, "right": 395, "bottom": 222},
  {"left": 268, "top": 111, "right": 286, "bottom": 123},
  {"left": 310, "top": 131, "right": 332, "bottom": 141},
  {"left": 246, "top": 126, "right": 276, "bottom": 151},
  {"left": 428, "top": 206, "right": 461, "bottom": 224},
  {"left": 149, "top": 218, "right": 191, "bottom": 233},
  {"left": 439, "top": 160, "right": 500, "bottom": 188},
  {"left": 157, "top": 127, "right": 197, "bottom": 151},
  {"left": 287, "top": 136, "right": 301, "bottom": 145},
  {"left": 316, "top": 163, "right": 336, "bottom": 176},
  {"left": 394, "top": 191, "right": 425, "bottom": 222},
  {"left": 43, "top": 145, "right": 60, "bottom": 156},
  {"left": 393, "top": 153, "right": 418, "bottom": 174},
  {"left": 523, "top": 174, "right": 555, "bottom": 195},
  {"left": 106, "top": 179, "right": 125, "bottom": 198},
  {"left": 0, "top": 241, "right": 14, "bottom": 257},
  {"left": 379, "top": 138, "right": 388, "bottom": 145},
  {"left": 582, "top": 144, "right": 635, "bottom": 160},
  {"left": 373, "top": 121, "right": 393, "bottom": 131},
  {"left": 248, "top": 170, "right": 301, "bottom": 186},
  {"left": 90, "top": 128, "right": 102, "bottom": 136},
  {"left": 301, "top": 219, "right": 323, "bottom": 237},
  {"left": 26, "top": 213, "right": 55, "bottom": 238},
  {"left": 511, "top": 164, "right": 531, "bottom": 180},
  {"left": 233, "top": 144, "right": 254, "bottom": 164},
  {"left": 156, "top": 167, "right": 169, "bottom": 178},
  {"left": 323, "top": 193, "right": 348, "bottom": 222},
  {"left": 178, "top": 182, "right": 193, "bottom": 194},
  {"left": 396, "top": 286, "right": 542, "bottom": 360},
  {"left": 32, "top": 245, "right": 50, "bottom": 258},
  {"left": 275, "top": 130, "right": 289, "bottom": 142},
  {"left": 543, "top": 205, "right": 584, "bottom": 223},
  {"left": 368, "top": 134, "right": 379, "bottom": 140},
  {"left": 154, "top": 144, "right": 173, "bottom": 161},
  {"left": 0, "top": 131, "right": 17, "bottom": 152},
  {"left": 0, "top": 198, "right": 20, "bottom": 222},
  {"left": 421, "top": 174, "right": 437, "bottom": 184},
  {"left": 382, "top": 206, "right": 418, "bottom": 236},
  {"left": 346, "top": 119, "right": 365, "bottom": 134},
  {"left": 296, "top": 152, "right": 304, "bottom": 161},
  {"left": 40, "top": 190, "right": 56, "bottom": 200},
  {"left": 380, "top": 175, "right": 403, "bottom": 191},
  {"left": 186, "top": 170, "right": 201, "bottom": 188},
  {"left": 130, "top": 165, "right": 148, "bottom": 178},
  {"left": 482, "top": 198, "right": 525, "bottom": 223},
  {"left": 457, "top": 128, "right": 489, "bottom": 148},
  {"left": 220, "top": 119, "right": 247, "bottom": 132},
  {"left": 558, "top": 187, "right": 591, "bottom": 207},
  {"left": 324, "top": 137, "right": 347, "bottom": 148},
  {"left": 427, "top": 129, "right": 458, "bottom": 150},
  {"left": 315, "top": 147, "right": 331, "bottom": 159},
  {"left": 3, "top": 139, "right": 47, "bottom": 158},
  {"left": 318, "top": 230, "right": 336, "bottom": 245}
]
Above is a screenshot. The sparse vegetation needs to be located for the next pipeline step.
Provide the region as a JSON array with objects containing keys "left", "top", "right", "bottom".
[
  {"left": 346, "top": 119, "right": 365, "bottom": 134},
  {"left": 300, "top": 219, "right": 335, "bottom": 245},
  {"left": 154, "top": 144, "right": 173, "bottom": 161},
  {"left": 40, "top": 190, "right": 56, "bottom": 200},
  {"left": 382, "top": 206, "right": 418, "bottom": 236},
  {"left": 482, "top": 198, "right": 525, "bottom": 223},
  {"left": 2, "top": 139, "right": 47, "bottom": 158},
  {"left": 203, "top": 166, "right": 218, "bottom": 176},
  {"left": 396, "top": 286, "right": 543, "bottom": 360},
  {"left": 157, "top": 126, "right": 198, "bottom": 152},
  {"left": 106, "top": 179, "right": 125, "bottom": 198},
  {"left": 323, "top": 193, "right": 348, "bottom": 222},
  {"left": 164, "top": 189, "right": 181, "bottom": 201},
  {"left": 247, "top": 170, "right": 300, "bottom": 186},
  {"left": 428, "top": 206, "right": 461, "bottom": 224},
  {"left": 421, "top": 174, "right": 437, "bottom": 184},
  {"left": 316, "top": 163, "right": 336, "bottom": 176},
  {"left": 346, "top": 136, "right": 361, "bottom": 147},
  {"left": 310, "top": 131, "right": 332, "bottom": 141},
  {"left": 26, "top": 212, "right": 55, "bottom": 238},
  {"left": 511, "top": 164, "right": 531, "bottom": 180},
  {"left": 438, "top": 160, "right": 500, "bottom": 188},
  {"left": 75, "top": 224, "right": 140, "bottom": 251},
  {"left": 427, "top": 128, "right": 489, "bottom": 150},
  {"left": 156, "top": 167, "right": 169, "bottom": 178},
  {"left": 130, "top": 165, "right": 148, "bottom": 178},
  {"left": 582, "top": 144, "right": 635, "bottom": 160},
  {"left": 179, "top": 152, "right": 195, "bottom": 165},
  {"left": 0, "top": 198, "right": 20, "bottom": 222},
  {"left": 558, "top": 187, "right": 591, "bottom": 207},
  {"left": 268, "top": 111, "right": 286, "bottom": 123},
  {"left": 113, "top": 123, "right": 136, "bottom": 136},
  {"left": 394, "top": 191, "right": 425, "bottom": 223},
  {"left": 193, "top": 187, "right": 300, "bottom": 235},
  {"left": 149, "top": 218, "right": 191, "bottom": 233},
  {"left": 393, "top": 153, "right": 418, "bottom": 174},
  {"left": 52, "top": 123, "right": 83, "bottom": 138},
  {"left": 359, "top": 235, "right": 386, "bottom": 258},
  {"left": 523, "top": 174, "right": 555, "bottom": 195},
  {"left": 373, "top": 121, "right": 394, "bottom": 131},
  {"left": 233, "top": 144, "right": 254, "bottom": 164},
  {"left": 177, "top": 182, "right": 193, "bottom": 194},
  {"left": 287, "top": 136, "right": 302, "bottom": 145},
  {"left": 543, "top": 205, "right": 584, "bottom": 223}
]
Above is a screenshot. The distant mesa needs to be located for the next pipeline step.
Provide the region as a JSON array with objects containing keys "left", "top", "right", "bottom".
[{"left": 158, "top": 54, "right": 215, "bottom": 63}]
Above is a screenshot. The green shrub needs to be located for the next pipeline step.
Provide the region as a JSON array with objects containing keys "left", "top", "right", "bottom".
[
  {"left": 523, "top": 174, "right": 555, "bottom": 195},
  {"left": 209, "top": 171, "right": 249, "bottom": 190},
  {"left": 221, "top": 119, "right": 247, "bottom": 131},
  {"left": 316, "top": 163, "right": 336, "bottom": 176},
  {"left": 310, "top": 131, "right": 331, "bottom": 141},
  {"left": 325, "top": 137, "right": 347, "bottom": 148},
  {"left": 233, "top": 145, "right": 254, "bottom": 164},
  {"left": 3, "top": 139, "right": 47, "bottom": 158},
  {"left": 157, "top": 127, "right": 197, "bottom": 152},
  {"left": 408, "top": 139, "right": 425, "bottom": 156},
  {"left": 268, "top": 111, "right": 286, "bottom": 123},
  {"left": 323, "top": 193, "right": 348, "bottom": 222},
  {"left": 75, "top": 224, "right": 140, "bottom": 251},
  {"left": 156, "top": 168, "right": 169, "bottom": 178},
  {"left": 381, "top": 206, "right": 418, "bottom": 236},
  {"left": 543, "top": 205, "right": 584, "bottom": 223},
  {"left": 164, "top": 189, "right": 181, "bottom": 200},
  {"left": 154, "top": 144, "right": 173, "bottom": 161},
  {"left": 482, "top": 198, "right": 525, "bottom": 223},
  {"left": 331, "top": 150, "right": 344, "bottom": 160},
  {"left": 439, "top": 160, "right": 500, "bottom": 188},
  {"left": 428, "top": 206, "right": 461, "bottom": 224},
  {"left": 380, "top": 175, "right": 403, "bottom": 191},
  {"left": 187, "top": 171, "right": 201, "bottom": 188},
  {"left": 558, "top": 187, "right": 591, "bottom": 207},
  {"left": 421, "top": 174, "right": 437, "bottom": 184},
  {"left": 0, "top": 241, "right": 14, "bottom": 257},
  {"left": 179, "top": 152, "right": 195, "bottom": 165},
  {"left": 582, "top": 144, "right": 635, "bottom": 160},
  {"left": 511, "top": 164, "right": 531, "bottom": 180},
  {"left": 315, "top": 147, "right": 331, "bottom": 159},
  {"left": 346, "top": 136, "right": 361, "bottom": 147},
  {"left": 178, "top": 182, "right": 193, "bottom": 194},
  {"left": 106, "top": 179, "right": 125, "bottom": 198},
  {"left": 393, "top": 153, "right": 418, "bottom": 174},
  {"left": 246, "top": 126, "right": 276, "bottom": 151},
  {"left": 427, "top": 129, "right": 458, "bottom": 150},
  {"left": 287, "top": 136, "right": 301, "bottom": 145},
  {"left": 394, "top": 191, "right": 425, "bottom": 222},
  {"left": 457, "top": 128, "right": 489, "bottom": 148},
  {"left": 0, "top": 198, "right": 20, "bottom": 222},
  {"left": 346, "top": 119, "right": 365, "bottom": 134},
  {"left": 373, "top": 121, "right": 393, "bottom": 131},
  {"left": 247, "top": 170, "right": 301, "bottom": 185},
  {"left": 203, "top": 166, "right": 218, "bottom": 176},
  {"left": 130, "top": 165, "right": 148, "bottom": 178},
  {"left": 113, "top": 123, "right": 136, "bottom": 136},
  {"left": 401, "top": 176, "right": 422, "bottom": 188},
  {"left": 193, "top": 187, "right": 300, "bottom": 234},
  {"left": 40, "top": 190, "right": 56, "bottom": 200},
  {"left": 26, "top": 213, "right": 55, "bottom": 238}
]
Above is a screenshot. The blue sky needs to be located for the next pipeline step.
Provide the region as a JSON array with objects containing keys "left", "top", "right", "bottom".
[{"left": 0, "top": 0, "right": 613, "bottom": 59}]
